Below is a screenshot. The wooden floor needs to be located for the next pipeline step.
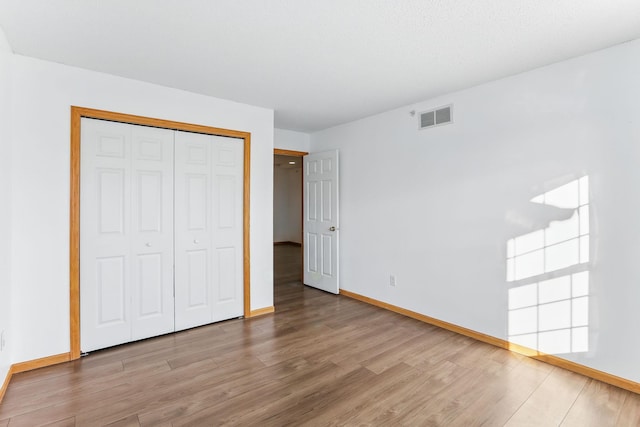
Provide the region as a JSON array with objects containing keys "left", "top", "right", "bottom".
[{"left": 1, "top": 244, "right": 639, "bottom": 426}]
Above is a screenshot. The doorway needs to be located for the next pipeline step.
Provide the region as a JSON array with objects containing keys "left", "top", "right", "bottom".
[{"left": 273, "top": 149, "right": 306, "bottom": 302}]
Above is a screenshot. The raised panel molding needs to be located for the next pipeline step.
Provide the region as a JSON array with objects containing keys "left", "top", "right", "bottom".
[
  {"left": 97, "top": 135, "right": 125, "bottom": 158},
  {"left": 96, "top": 256, "right": 126, "bottom": 325},
  {"left": 136, "top": 139, "right": 163, "bottom": 161},
  {"left": 186, "top": 249, "right": 208, "bottom": 308},
  {"left": 98, "top": 169, "right": 125, "bottom": 234},
  {"left": 217, "top": 175, "right": 236, "bottom": 229},
  {"left": 186, "top": 174, "right": 208, "bottom": 231},
  {"left": 136, "top": 171, "right": 163, "bottom": 232},
  {"left": 136, "top": 253, "right": 164, "bottom": 317},
  {"left": 216, "top": 247, "right": 236, "bottom": 302}
]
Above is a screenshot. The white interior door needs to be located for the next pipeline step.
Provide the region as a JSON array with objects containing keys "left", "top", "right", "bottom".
[
  {"left": 174, "top": 132, "right": 244, "bottom": 330},
  {"left": 303, "top": 150, "right": 339, "bottom": 294},
  {"left": 80, "top": 118, "right": 174, "bottom": 352}
]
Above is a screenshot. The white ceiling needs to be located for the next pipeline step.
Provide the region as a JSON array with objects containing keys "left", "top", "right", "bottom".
[{"left": 1, "top": 1, "right": 640, "bottom": 132}]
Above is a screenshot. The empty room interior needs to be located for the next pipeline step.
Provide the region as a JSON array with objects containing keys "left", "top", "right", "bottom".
[{"left": 2, "top": 1, "right": 640, "bottom": 425}]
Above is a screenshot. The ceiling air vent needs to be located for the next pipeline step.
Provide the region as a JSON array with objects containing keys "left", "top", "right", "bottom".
[{"left": 419, "top": 105, "right": 452, "bottom": 130}]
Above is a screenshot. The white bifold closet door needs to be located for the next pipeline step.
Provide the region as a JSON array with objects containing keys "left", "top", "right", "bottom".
[
  {"left": 80, "top": 118, "right": 244, "bottom": 353},
  {"left": 174, "top": 131, "right": 244, "bottom": 331},
  {"left": 80, "top": 118, "right": 175, "bottom": 352}
]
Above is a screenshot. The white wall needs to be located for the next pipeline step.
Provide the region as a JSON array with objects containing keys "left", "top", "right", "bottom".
[
  {"left": 274, "top": 166, "right": 302, "bottom": 243},
  {"left": 274, "top": 128, "right": 310, "bottom": 152},
  {"left": 10, "top": 55, "right": 274, "bottom": 362},
  {"left": 311, "top": 39, "right": 640, "bottom": 383},
  {"left": 0, "top": 25, "right": 12, "bottom": 383}
]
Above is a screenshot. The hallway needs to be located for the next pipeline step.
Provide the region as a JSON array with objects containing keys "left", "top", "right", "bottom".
[{"left": 274, "top": 243, "right": 302, "bottom": 288}]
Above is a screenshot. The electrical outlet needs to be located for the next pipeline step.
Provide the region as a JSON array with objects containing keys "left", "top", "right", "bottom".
[
  {"left": 390, "top": 275, "right": 396, "bottom": 287},
  {"left": 0, "top": 330, "right": 4, "bottom": 352}
]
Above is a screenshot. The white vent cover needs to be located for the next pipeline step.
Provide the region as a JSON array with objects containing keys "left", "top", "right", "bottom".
[{"left": 419, "top": 105, "right": 452, "bottom": 129}]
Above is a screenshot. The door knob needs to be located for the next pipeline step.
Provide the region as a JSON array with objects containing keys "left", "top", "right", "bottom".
[{"left": 329, "top": 226, "right": 336, "bottom": 232}]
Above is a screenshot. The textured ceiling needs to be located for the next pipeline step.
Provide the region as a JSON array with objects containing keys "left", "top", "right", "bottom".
[{"left": 1, "top": 1, "right": 640, "bottom": 132}]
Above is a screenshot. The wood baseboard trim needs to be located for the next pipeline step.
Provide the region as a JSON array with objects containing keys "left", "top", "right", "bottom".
[
  {"left": 248, "top": 306, "right": 275, "bottom": 318},
  {"left": 339, "top": 289, "right": 640, "bottom": 395},
  {"left": 519, "top": 345, "right": 640, "bottom": 394},
  {"left": 11, "top": 352, "right": 72, "bottom": 374},
  {"left": 0, "top": 352, "right": 72, "bottom": 403},
  {"left": 0, "top": 367, "right": 11, "bottom": 403}
]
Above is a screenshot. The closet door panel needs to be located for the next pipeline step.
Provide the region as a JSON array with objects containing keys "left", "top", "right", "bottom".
[
  {"left": 130, "top": 126, "right": 175, "bottom": 340},
  {"left": 211, "top": 136, "right": 244, "bottom": 321},
  {"left": 174, "top": 132, "right": 214, "bottom": 330},
  {"left": 95, "top": 256, "right": 127, "bottom": 324},
  {"left": 174, "top": 132, "right": 244, "bottom": 329},
  {"left": 185, "top": 249, "right": 209, "bottom": 306},
  {"left": 81, "top": 119, "right": 133, "bottom": 352},
  {"left": 81, "top": 120, "right": 175, "bottom": 351}
]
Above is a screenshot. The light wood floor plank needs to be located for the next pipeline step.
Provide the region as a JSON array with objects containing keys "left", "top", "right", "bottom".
[
  {"left": 505, "top": 367, "right": 588, "bottom": 427},
  {"left": 561, "top": 380, "right": 629, "bottom": 427},
  {"left": 616, "top": 390, "right": 640, "bottom": 426},
  {"left": 42, "top": 417, "right": 76, "bottom": 427},
  {"left": 448, "top": 357, "right": 554, "bottom": 426}
]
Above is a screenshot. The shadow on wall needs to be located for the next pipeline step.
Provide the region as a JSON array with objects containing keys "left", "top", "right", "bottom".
[{"left": 506, "top": 175, "right": 590, "bottom": 355}]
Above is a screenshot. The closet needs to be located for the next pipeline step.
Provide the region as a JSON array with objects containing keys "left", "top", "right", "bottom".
[{"left": 80, "top": 118, "right": 243, "bottom": 352}]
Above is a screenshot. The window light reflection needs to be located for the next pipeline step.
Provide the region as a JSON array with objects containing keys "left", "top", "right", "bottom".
[{"left": 507, "top": 176, "right": 589, "bottom": 355}]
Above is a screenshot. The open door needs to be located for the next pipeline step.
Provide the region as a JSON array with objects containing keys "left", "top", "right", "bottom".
[{"left": 303, "top": 150, "right": 339, "bottom": 294}]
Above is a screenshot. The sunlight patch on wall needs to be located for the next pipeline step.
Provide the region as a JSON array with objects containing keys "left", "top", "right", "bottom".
[{"left": 507, "top": 176, "right": 589, "bottom": 355}]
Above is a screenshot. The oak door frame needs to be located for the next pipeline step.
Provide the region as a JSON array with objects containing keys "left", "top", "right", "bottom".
[{"left": 70, "top": 106, "right": 252, "bottom": 359}]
